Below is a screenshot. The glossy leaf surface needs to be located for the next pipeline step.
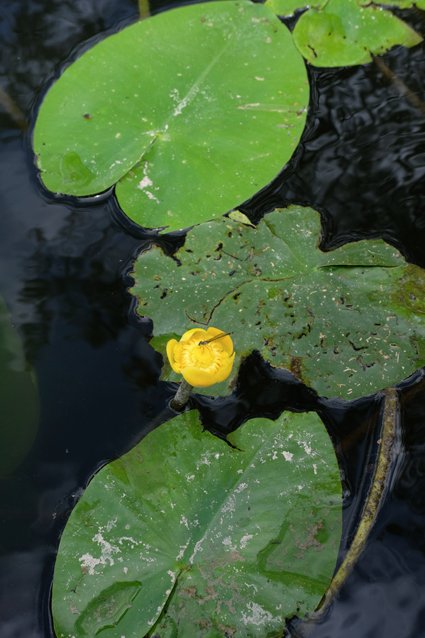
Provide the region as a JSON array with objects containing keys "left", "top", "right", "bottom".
[
  {"left": 52, "top": 409, "right": 341, "bottom": 637},
  {"left": 33, "top": 0, "right": 309, "bottom": 232},
  {"left": 293, "top": 0, "right": 421, "bottom": 67},
  {"left": 0, "top": 297, "right": 38, "bottom": 476},
  {"left": 132, "top": 205, "right": 425, "bottom": 399}
]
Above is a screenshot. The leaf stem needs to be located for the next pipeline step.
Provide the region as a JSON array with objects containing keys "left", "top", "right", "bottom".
[
  {"left": 319, "top": 388, "right": 401, "bottom": 614},
  {"left": 0, "top": 86, "right": 27, "bottom": 131},
  {"left": 138, "top": 0, "right": 151, "bottom": 20},
  {"left": 170, "top": 379, "right": 193, "bottom": 411},
  {"left": 373, "top": 55, "right": 425, "bottom": 117}
]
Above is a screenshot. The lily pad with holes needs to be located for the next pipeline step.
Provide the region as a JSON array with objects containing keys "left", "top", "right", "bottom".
[
  {"left": 33, "top": 0, "right": 309, "bottom": 232},
  {"left": 292, "top": 0, "right": 421, "bottom": 67},
  {"left": 0, "top": 297, "right": 39, "bottom": 476},
  {"left": 131, "top": 205, "right": 425, "bottom": 399},
  {"left": 52, "top": 409, "right": 342, "bottom": 638}
]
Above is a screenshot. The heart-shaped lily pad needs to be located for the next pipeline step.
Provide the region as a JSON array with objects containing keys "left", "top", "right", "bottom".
[
  {"left": 33, "top": 0, "right": 309, "bottom": 232},
  {"left": 131, "top": 205, "right": 425, "bottom": 399},
  {"left": 292, "top": 0, "right": 421, "bottom": 67},
  {"left": 52, "top": 409, "right": 342, "bottom": 637}
]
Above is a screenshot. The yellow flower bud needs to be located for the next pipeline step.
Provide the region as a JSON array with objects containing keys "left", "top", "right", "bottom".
[{"left": 166, "top": 327, "right": 235, "bottom": 388}]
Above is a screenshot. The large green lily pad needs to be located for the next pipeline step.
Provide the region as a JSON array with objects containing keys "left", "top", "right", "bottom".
[
  {"left": 131, "top": 205, "right": 425, "bottom": 399},
  {"left": 52, "top": 409, "right": 342, "bottom": 637},
  {"left": 33, "top": 0, "right": 309, "bottom": 232},
  {"left": 0, "top": 297, "right": 39, "bottom": 476},
  {"left": 292, "top": 0, "right": 421, "bottom": 67}
]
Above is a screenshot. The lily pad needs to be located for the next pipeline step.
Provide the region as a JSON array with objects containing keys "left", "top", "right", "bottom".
[
  {"left": 131, "top": 205, "right": 425, "bottom": 399},
  {"left": 33, "top": 0, "right": 309, "bottom": 232},
  {"left": 0, "top": 297, "right": 39, "bottom": 476},
  {"left": 52, "top": 409, "right": 342, "bottom": 637},
  {"left": 292, "top": 0, "right": 421, "bottom": 67}
]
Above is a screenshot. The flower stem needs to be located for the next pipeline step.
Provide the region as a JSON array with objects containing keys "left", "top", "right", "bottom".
[
  {"left": 170, "top": 379, "right": 193, "bottom": 411},
  {"left": 373, "top": 55, "right": 425, "bottom": 116}
]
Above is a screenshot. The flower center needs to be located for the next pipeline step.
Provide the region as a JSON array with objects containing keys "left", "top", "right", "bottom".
[
  {"left": 193, "top": 344, "right": 215, "bottom": 366},
  {"left": 180, "top": 338, "right": 226, "bottom": 372}
]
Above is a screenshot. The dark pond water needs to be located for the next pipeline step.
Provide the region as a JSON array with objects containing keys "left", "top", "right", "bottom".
[{"left": 1, "top": 1, "right": 425, "bottom": 637}]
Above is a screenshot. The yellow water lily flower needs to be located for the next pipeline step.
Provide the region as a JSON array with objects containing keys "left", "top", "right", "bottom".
[{"left": 166, "top": 327, "right": 235, "bottom": 387}]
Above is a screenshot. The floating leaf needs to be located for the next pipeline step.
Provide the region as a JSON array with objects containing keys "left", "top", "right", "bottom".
[
  {"left": 33, "top": 0, "right": 309, "bottom": 232},
  {"left": 131, "top": 205, "right": 425, "bottom": 399},
  {"left": 292, "top": 0, "right": 421, "bottom": 67},
  {"left": 52, "top": 409, "right": 342, "bottom": 637},
  {"left": 0, "top": 297, "right": 39, "bottom": 476}
]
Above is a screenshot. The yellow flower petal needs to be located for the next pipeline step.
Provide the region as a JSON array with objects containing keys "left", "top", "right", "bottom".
[
  {"left": 166, "top": 339, "right": 181, "bottom": 373},
  {"left": 204, "top": 327, "right": 234, "bottom": 353},
  {"left": 181, "top": 366, "right": 217, "bottom": 387},
  {"left": 212, "top": 351, "right": 235, "bottom": 383},
  {"left": 204, "top": 327, "right": 223, "bottom": 338},
  {"left": 180, "top": 328, "right": 208, "bottom": 343}
]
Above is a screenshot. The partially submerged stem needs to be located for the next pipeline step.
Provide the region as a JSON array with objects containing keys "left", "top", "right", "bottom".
[
  {"left": 0, "top": 86, "right": 27, "bottom": 131},
  {"left": 373, "top": 55, "right": 425, "bottom": 117},
  {"left": 138, "top": 0, "right": 151, "bottom": 20},
  {"left": 170, "top": 379, "right": 193, "bottom": 411},
  {"left": 318, "top": 388, "right": 400, "bottom": 614}
]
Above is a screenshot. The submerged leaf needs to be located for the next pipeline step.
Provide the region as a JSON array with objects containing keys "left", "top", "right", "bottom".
[
  {"left": 132, "top": 205, "right": 425, "bottom": 399},
  {"left": 0, "top": 297, "right": 39, "bottom": 476},
  {"left": 52, "top": 409, "right": 342, "bottom": 637},
  {"left": 33, "top": 0, "right": 309, "bottom": 232},
  {"left": 292, "top": 0, "right": 422, "bottom": 67}
]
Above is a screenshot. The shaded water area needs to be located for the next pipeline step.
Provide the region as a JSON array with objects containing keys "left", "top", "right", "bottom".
[{"left": 1, "top": 1, "right": 425, "bottom": 636}]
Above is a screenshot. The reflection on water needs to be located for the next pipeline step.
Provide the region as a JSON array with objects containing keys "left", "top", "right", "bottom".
[
  {"left": 0, "top": 0, "right": 138, "bottom": 129},
  {"left": 0, "top": 296, "right": 39, "bottom": 477},
  {"left": 1, "top": 1, "right": 425, "bottom": 637}
]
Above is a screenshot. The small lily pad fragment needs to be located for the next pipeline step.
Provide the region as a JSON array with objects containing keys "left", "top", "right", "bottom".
[
  {"left": 227, "top": 209, "right": 255, "bottom": 226},
  {"left": 293, "top": 0, "right": 422, "bottom": 67},
  {"left": 33, "top": 1, "right": 309, "bottom": 232},
  {"left": 0, "top": 297, "right": 39, "bottom": 476},
  {"left": 131, "top": 205, "right": 425, "bottom": 399},
  {"left": 52, "top": 409, "right": 342, "bottom": 638}
]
